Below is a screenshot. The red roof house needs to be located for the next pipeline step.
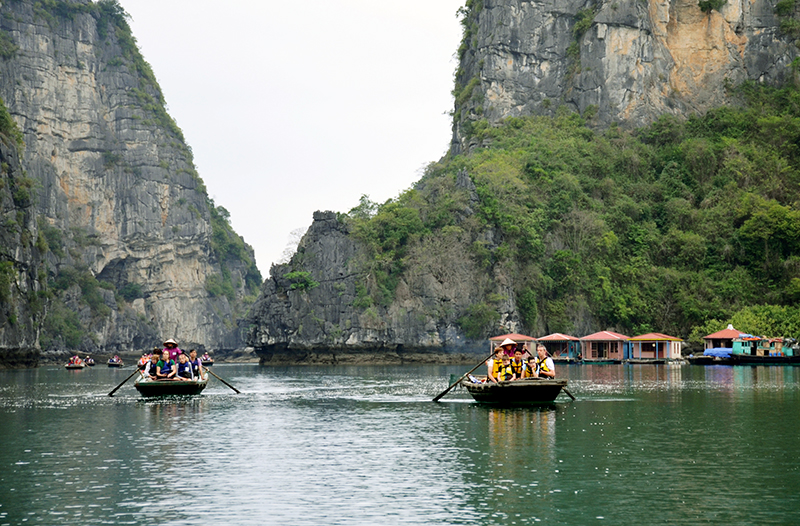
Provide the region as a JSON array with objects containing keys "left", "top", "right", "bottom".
[{"left": 580, "top": 331, "right": 629, "bottom": 361}]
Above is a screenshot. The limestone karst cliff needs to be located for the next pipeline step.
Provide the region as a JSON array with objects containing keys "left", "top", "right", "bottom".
[
  {"left": 248, "top": 0, "right": 800, "bottom": 362},
  {"left": 0, "top": 106, "right": 46, "bottom": 368},
  {"left": 452, "top": 0, "right": 798, "bottom": 152},
  {"left": 0, "top": 0, "right": 260, "bottom": 366}
]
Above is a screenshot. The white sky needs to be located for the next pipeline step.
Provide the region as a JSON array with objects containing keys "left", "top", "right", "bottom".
[{"left": 120, "top": 0, "right": 465, "bottom": 276}]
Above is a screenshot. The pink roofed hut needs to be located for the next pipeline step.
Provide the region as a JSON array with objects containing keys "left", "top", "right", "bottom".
[
  {"left": 628, "top": 333, "right": 683, "bottom": 360},
  {"left": 580, "top": 331, "right": 629, "bottom": 362},
  {"left": 703, "top": 324, "right": 740, "bottom": 350},
  {"left": 488, "top": 333, "right": 536, "bottom": 355},
  {"left": 537, "top": 333, "right": 580, "bottom": 360}
]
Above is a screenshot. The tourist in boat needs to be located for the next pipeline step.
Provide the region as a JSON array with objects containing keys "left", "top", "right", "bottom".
[
  {"left": 175, "top": 353, "right": 194, "bottom": 381},
  {"left": 143, "top": 353, "right": 160, "bottom": 380},
  {"left": 499, "top": 354, "right": 517, "bottom": 382},
  {"left": 510, "top": 348, "right": 525, "bottom": 379},
  {"left": 156, "top": 350, "right": 177, "bottom": 380},
  {"left": 532, "top": 345, "right": 556, "bottom": 379},
  {"left": 163, "top": 339, "right": 181, "bottom": 361},
  {"left": 188, "top": 349, "right": 203, "bottom": 378},
  {"left": 487, "top": 338, "right": 517, "bottom": 383}
]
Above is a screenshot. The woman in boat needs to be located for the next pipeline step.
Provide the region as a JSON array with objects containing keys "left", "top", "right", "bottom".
[
  {"left": 156, "top": 350, "right": 177, "bottom": 380},
  {"left": 163, "top": 339, "right": 181, "bottom": 361},
  {"left": 532, "top": 345, "right": 556, "bottom": 379},
  {"left": 188, "top": 349, "right": 203, "bottom": 379},
  {"left": 176, "top": 353, "right": 194, "bottom": 381}
]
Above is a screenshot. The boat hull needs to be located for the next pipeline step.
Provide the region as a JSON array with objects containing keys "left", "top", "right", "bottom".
[
  {"left": 462, "top": 378, "right": 567, "bottom": 404},
  {"left": 107, "top": 361, "right": 124, "bottom": 368},
  {"left": 687, "top": 356, "right": 733, "bottom": 365},
  {"left": 65, "top": 364, "right": 85, "bottom": 370},
  {"left": 729, "top": 354, "right": 800, "bottom": 365},
  {"left": 134, "top": 377, "right": 208, "bottom": 397}
]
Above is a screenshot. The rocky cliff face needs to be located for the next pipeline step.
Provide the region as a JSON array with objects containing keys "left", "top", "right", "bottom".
[
  {"left": 249, "top": 198, "right": 517, "bottom": 363},
  {"left": 0, "top": 127, "right": 46, "bottom": 368},
  {"left": 0, "top": 0, "right": 260, "bottom": 364},
  {"left": 248, "top": 0, "right": 800, "bottom": 362},
  {"left": 452, "top": 0, "right": 798, "bottom": 152}
]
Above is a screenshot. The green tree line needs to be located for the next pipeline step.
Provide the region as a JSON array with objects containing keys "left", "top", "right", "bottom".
[{"left": 345, "top": 82, "right": 800, "bottom": 346}]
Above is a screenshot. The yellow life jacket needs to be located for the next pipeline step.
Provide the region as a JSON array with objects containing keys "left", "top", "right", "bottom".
[
  {"left": 510, "top": 359, "right": 523, "bottom": 377},
  {"left": 491, "top": 358, "right": 504, "bottom": 378},
  {"left": 499, "top": 363, "right": 515, "bottom": 381}
]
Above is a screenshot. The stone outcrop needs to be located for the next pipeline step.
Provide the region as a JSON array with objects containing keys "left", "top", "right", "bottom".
[
  {"left": 0, "top": 0, "right": 260, "bottom": 365},
  {"left": 452, "top": 0, "right": 798, "bottom": 152},
  {"left": 248, "top": 0, "right": 800, "bottom": 362},
  {"left": 248, "top": 210, "right": 511, "bottom": 363}
]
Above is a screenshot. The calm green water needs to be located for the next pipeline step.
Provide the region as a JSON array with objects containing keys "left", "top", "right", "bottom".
[{"left": 0, "top": 363, "right": 799, "bottom": 525}]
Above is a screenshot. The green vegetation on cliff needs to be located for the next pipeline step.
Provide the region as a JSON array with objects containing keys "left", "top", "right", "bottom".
[{"left": 347, "top": 82, "right": 800, "bottom": 346}]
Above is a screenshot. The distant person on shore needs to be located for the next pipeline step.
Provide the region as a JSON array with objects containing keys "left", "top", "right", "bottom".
[
  {"left": 156, "top": 350, "right": 176, "bottom": 380},
  {"left": 533, "top": 345, "right": 555, "bottom": 379},
  {"left": 163, "top": 339, "right": 181, "bottom": 361},
  {"left": 176, "top": 353, "right": 194, "bottom": 381},
  {"left": 188, "top": 349, "right": 203, "bottom": 379}
]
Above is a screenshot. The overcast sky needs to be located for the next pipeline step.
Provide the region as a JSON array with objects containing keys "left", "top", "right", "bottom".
[{"left": 120, "top": 0, "right": 465, "bottom": 276}]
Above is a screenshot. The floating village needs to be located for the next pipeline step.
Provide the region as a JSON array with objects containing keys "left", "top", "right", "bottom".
[{"left": 485, "top": 325, "right": 799, "bottom": 366}]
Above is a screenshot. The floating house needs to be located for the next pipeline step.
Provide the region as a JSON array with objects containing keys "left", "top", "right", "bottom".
[
  {"left": 703, "top": 324, "right": 740, "bottom": 350},
  {"left": 537, "top": 333, "right": 580, "bottom": 360},
  {"left": 488, "top": 333, "right": 536, "bottom": 354},
  {"left": 732, "top": 334, "right": 760, "bottom": 356},
  {"left": 627, "top": 333, "right": 683, "bottom": 361},
  {"left": 580, "top": 331, "right": 629, "bottom": 362}
]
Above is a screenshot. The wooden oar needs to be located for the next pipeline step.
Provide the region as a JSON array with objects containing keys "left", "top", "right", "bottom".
[
  {"left": 432, "top": 352, "right": 496, "bottom": 402},
  {"left": 107, "top": 368, "right": 140, "bottom": 397},
  {"left": 562, "top": 387, "right": 576, "bottom": 401},
  {"left": 206, "top": 369, "right": 241, "bottom": 394}
]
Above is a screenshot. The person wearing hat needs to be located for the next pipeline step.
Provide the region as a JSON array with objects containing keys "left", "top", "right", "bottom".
[
  {"left": 487, "top": 338, "right": 517, "bottom": 383},
  {"left": 162, "top": 339, "right": 182, "bottom": 362}
]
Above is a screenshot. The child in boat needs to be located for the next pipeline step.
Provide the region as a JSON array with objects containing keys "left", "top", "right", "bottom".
[
  {"left": 176, "top": 353, "right": 194, "bottom": 381},
  {"left": 156, "top": 350, "right": 176, "bottom": 380},
  {"left": 142, "top": 353, "right": 160, "bottom": 380},
  {"left": 487, "top": 338, "right": 516, "bottom": 383},
  {"left": 499, "top": 354, "right": 517, "bottom": 382},
  {"left": 510, "top": 348, "right": 525, "bottom": 378},
  {"left": 188, "top": 349, "right": 203, "bottom": 379}
]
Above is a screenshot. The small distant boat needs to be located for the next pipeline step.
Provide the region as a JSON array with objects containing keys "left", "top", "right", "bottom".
[
  {"left": 134, "top": 375, "right": 209, "bottom": 397},
  {"left": 461, "top": 377, "right": 568, "bottom": 404},
  {"left": 201, "top": 354, "right": 214, "bottom": 366},
  {"left": 84, "top": 357, "right": 95, "bottom": 366},
  {"left": 107, "top": 356, "right": 124, "bottom": 367},
  {"left": 65, "top": 361, "right": 85, "bottom": 370}
]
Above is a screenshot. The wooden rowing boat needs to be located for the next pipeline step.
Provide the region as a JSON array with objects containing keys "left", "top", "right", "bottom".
[
  {"left": 461, "top": 377, "right": 567, "bottom": 404},
  {"left": 65, "top": 362, "right": 85, "bottom": 370},
  {"left": 133, "top": 374, "right": 208, "bottom": 397}
]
